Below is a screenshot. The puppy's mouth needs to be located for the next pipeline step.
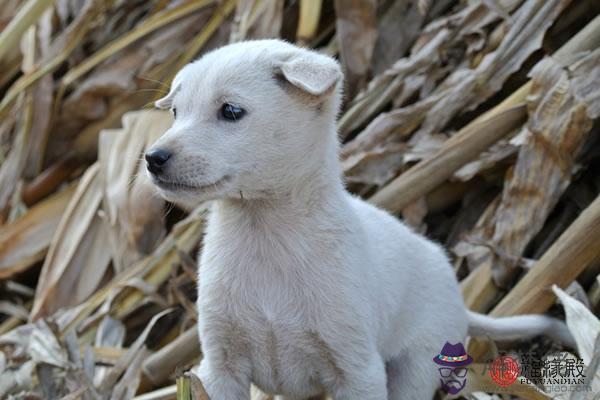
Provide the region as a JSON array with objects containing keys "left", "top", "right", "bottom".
[{"left": 152, "top": 175, "right": 231, "bottom": 194}]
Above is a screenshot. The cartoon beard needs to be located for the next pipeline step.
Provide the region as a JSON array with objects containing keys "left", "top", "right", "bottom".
[{"left": 440, "top": 378, "right": 467, "bottom": 395}]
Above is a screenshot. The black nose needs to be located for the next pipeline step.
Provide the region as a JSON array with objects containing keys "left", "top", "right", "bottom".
[{"left": 145, "top": 149, "right": 171, "bottom": 175}]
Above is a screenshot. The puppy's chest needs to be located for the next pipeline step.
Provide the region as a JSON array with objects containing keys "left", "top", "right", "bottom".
[
  {"left": 200, "top": 221, "right": 341, "bottom": 297},
  {"left": 209, "top": 313, "right": 338, "bottom": 396},
  {"left": 199, "top": 246, "right": 344, "bottom": 395}
]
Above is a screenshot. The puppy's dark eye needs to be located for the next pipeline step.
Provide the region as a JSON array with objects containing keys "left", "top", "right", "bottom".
[
  {"left": 172, "top": 107, "right": 177, "bottom": 118},
  {"left": 220, "top": 103, "right": 245, "bottom": 121}
]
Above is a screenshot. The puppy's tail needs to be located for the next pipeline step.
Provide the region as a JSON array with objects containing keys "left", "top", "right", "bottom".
[{"left": 467, "top": 311, "right": 575, "bottom": 348}]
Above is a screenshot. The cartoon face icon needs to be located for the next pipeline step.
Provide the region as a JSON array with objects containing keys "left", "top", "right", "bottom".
[
  {"left": 433, "top": 342, "right": 473, "bottom": 395},
  {"left": 438, "top": 366, "right": 468, "bottom": 394}
]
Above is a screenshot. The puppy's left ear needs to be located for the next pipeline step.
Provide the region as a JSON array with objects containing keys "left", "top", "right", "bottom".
[
  {"left": 155, "top": 84, "right": 178, "bottom": 109},
  {"left": 154, "top": 80, "right": 181, "bottom": 110},
  {"left": 279, "top": 52, "right": 342, "bottom": 97},
  {"left": 155, "top": 65, "right": 190, "bottom": 109}
]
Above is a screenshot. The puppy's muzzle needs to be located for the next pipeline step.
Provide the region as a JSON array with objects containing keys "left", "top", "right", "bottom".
[{"left": 145, "top": 148, "right": 171, "bottom": 175}]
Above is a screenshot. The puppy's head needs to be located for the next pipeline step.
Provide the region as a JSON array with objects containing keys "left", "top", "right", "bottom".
[{"left": 146, "top": 40, "right": 342, "bottom": 205}]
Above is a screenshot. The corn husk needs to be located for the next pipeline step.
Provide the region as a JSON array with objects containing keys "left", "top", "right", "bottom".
[{"left": 1, "top": 1, "right": 599, "bottom": 399}]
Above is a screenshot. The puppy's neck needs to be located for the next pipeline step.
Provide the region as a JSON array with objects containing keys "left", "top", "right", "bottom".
[
  {"left": 215, "top": 131, "right": 345, "bottom": 220},
  {"left": 219, "top": 169, "right": 344, "bottom": 216}
]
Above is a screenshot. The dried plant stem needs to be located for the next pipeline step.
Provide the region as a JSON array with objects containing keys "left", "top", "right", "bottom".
[
  {"left": 468, "top": 195, "right": 600, "bottom": 360},
  {"left": 369, "top": 103, "right": 527, "bottom": 213},
  {"left": 0, "top": 2, "right": 100, "bottom": 116},
  {"left": 492, "top": 194, "right": 600, "bottom": 316},
  {"left": 369, "top": 15, "right": 600, "bottom": 215},
  {"left": 143, "top": 327, "right": 200, "bottom": 386},
  {"left": 169, "top": 0, "right": 238, "bottom": 83},
  {"left": 60, "top": 0, "right": 214, "bottom": 89},
  {"left": 297, "top": 0, "right": 322, "bottom": 43},
  {"left": 176, "top": 373, "right": 209, "bottom": 400},
  {"left": 0, "top": 0, "right": 53, "bottom": 61},
  {"left": 60, "top": 211, "right": 205, "bottom": 339},
  {"left": 0, "top": 311, "right": 25, "bottom": 335},
  {"left": 133, "top": 385, "right": 176, "bottom": 400},
  {"left": 176, "top": 376, "right": 191, "bottom": 400},
  {"left": 459, "top": 15, "right": 600, "bottom": 312}
]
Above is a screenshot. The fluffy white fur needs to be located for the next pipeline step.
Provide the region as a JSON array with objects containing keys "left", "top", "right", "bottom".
[{"left": 147, "top": 40, "right": 574, "bottom": 400}]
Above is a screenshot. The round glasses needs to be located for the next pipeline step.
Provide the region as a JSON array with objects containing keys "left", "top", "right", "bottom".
[{"left": 438, "top": 367, "right": 468, "bottom": 378}]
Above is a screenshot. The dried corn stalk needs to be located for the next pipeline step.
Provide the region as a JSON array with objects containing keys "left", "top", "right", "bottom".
[
  {"left": 1, "top": 1, "right": 599, "bottom": 399},
  {"left": 99, "top": 111, "right": 170, "bottom": 272},
  {"left": 460, "top": 49, "right": 600, "bottom": 311},
  {"left": 0, "top": 184, "right": 75, "bottom": 278},
  {"left": 341, "top": 0, "right": 572, "bottom": 189}
]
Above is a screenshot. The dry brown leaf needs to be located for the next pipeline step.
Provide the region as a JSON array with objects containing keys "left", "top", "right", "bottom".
[
  {"left": 0, "top": 359, "right": 34, "bottom": 398},
  {"left": 453, "top": 134, "right": 520, "bottom": 182},
  {"left": 553, "top": 285, "right": 600, "bottom": 365},
  {"left": 343, "top": 143, "right": 406, "bottom": 187},
  {"left": 465, "top": 362, "right": 552, "bottom": 399},
  {"left": 0, "top": 184, "right": 76, "bottom": 279},
  {"left": 372, "top": 0, "right": 432, "bottom": 75},
  {"left": 0, "top": 93, "right": 32, "bottom": 215},
  {"left": 0, "top": 301, "right": 29, "bottom": 320},
  {"left": 19, "top": 5, "right": 53, "bottom": 178},
  {"left": 46, "top": 5, "right": 216, "bottom": 166},
  {"left": 341, "top": 97, "right": 440, "bottom": 186},
  {"left": 343, "top": 0, "right": 572, "bottom": 188},
  {"left": 340, "top": 0, "right": 555, "bottom": 189},
  {"left": 99, "top": 110, "right": 170, "bottom": 272},
  {"left": 415, "top": 0, "right": 572, "bottom": 142},
  {"left": 31, "top": 163, "right": 110, "bottom": 320},
  {"left": 571, "top": 334, "right": 600, "bottom": 400},
  {"left": 98, "top": 309, "right": 172, "bottom": 395},
  {"left": 462, "top": 50, "right": 599, "bottom": 288},
  {"left": 339, "top": 0, "right": 525, "bottom": 138},
  {"left": 93, "top": 316, "right": 125, "bottom": 387},
  {"left": 0, "top": 0, "right": 100, "bottom": 115},
  {"left": 0, "top": 2, "right": 599, "bottom": 400},
  {"left": 339, "top": 28, "right": 449, "bottom": 137},
  {"left": 552, "top": 286, "right": 600, "bottom": 398},
  {"left": 248, "top": 0, "right": 283, "bottom": 39},
  {"left": 110, "top": 346, "right": 149, "bottom": 400},
  {"left": 334, "top": 0, "right": 377, "bottom": 99},
  {"left": 369, "top": 104, "right": 526, "bottom": 215},
  {"left": 296, "top": 0, "right": 321, "bottom": 44}
]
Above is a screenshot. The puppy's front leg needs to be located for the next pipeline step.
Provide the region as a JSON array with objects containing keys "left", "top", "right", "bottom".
[
  {"left": 330, "top": 354, "right": 388, "bottom": 400},
  {"left": 196, "top": 357, "right": 250, "bottom": 400}
]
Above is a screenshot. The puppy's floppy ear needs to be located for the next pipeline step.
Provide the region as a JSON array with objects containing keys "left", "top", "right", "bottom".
[
  {"left": 155, "top": 65, "right": 189, "bottom": 109},
  {"left": 155, "top": 84, "right": 179, "bottom": 109},
  {"left": 278, "top": 51, "right": 342, "bottom": 97}
]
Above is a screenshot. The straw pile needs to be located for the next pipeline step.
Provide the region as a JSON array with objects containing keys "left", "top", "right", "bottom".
[{"left": 0, "top": 1, "right": 599, "bottom": 399}]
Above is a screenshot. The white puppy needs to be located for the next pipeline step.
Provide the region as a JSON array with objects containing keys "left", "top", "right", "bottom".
[{"left": 147, "top": 40, "right": 573, "bottom": 400}]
